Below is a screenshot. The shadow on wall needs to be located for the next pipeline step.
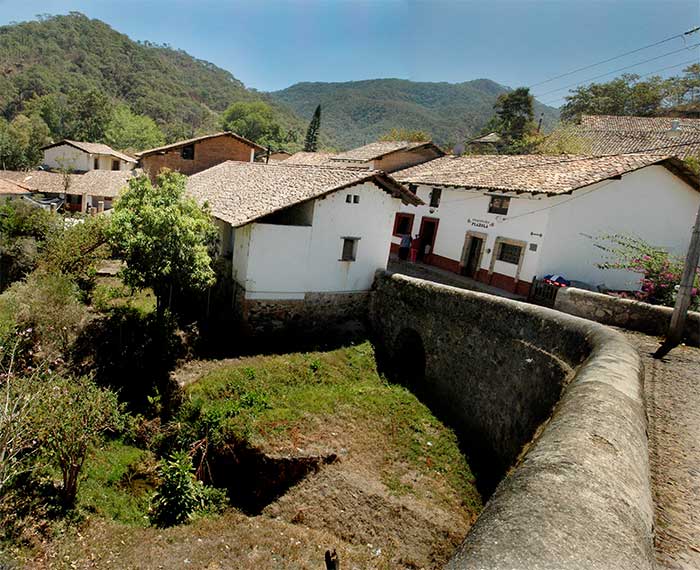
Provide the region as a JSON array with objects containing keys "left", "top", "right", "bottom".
[{"left": 371, "top": 274, "right": 587, "bottom": 498}]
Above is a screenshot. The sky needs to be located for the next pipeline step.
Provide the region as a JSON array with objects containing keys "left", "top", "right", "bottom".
[{"left": 0, "top": 0, "right": 699, "bottom": 105}]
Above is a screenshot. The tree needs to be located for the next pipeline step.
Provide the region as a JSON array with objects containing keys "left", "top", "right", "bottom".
[
  {"left": 379, "top": 128, "right": 431, "bottom": 142},
  {"left": 0, "top": 114, "right": 51, "bottom": 170},
  {"left": 221, "top": 101, "right": 291, "bottom": 149},
  {"left": 34, "top": 375, "right": 123, "bottom": 506},
  {"left": 107, "top": 171, "right": 217, "bottom": 316},
  {"left": 63, "top": 89, "right": 113, "bottom": 142},
  {"left": 103, "top": 105, "right": 165, "bottom": 152},
  {"left": 303, "top": 105, "right": 321, "bottom": 152},
  {"left": 487, "top": 87, "right": 535, "bottom": 147}
]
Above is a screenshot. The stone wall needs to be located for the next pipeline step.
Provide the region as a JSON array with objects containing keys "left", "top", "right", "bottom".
[
  {"left": 555, "top": 287, "right": 700, "bottom": 346},
  {"left": 370, "top": 272, "right": 653, "bottom": 570}
]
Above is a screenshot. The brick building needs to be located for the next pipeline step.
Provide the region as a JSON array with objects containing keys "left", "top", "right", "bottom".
[{"left": 136, "top": 132, "right": 264, "bottom": 177}]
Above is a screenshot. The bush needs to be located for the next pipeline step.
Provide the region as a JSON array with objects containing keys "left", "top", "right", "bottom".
[
  {"left": 148, "top": 451, "right": 227, "bottom": 527},
  {"left": 0, "top": 271, "right": 89, "bottom": 360},
  {"left": 34, "top": 375, "right": 124, "bottom": 506},
  {"left": 598, "top": 234, "right": 700, "bottom": 310}
]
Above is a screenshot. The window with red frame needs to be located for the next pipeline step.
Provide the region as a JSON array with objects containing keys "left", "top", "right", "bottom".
[{"left": 393, "top": 213, "right": 414, "bottom": 237}]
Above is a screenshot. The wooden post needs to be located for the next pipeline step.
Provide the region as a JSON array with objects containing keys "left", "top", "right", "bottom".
[
  {"left": 655, "top": 200, "right": 700, "bottom": 358},
  {"left": 324, "top": 549, "right": 339, "bottom": 570}
]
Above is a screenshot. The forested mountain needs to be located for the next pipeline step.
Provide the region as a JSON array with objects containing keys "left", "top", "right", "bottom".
[
  {"left": 0, "top": 12, "right": 304, "bottom": 145},
  {"left": 270, "top": 79, "right": 559, "bottom": 149}
]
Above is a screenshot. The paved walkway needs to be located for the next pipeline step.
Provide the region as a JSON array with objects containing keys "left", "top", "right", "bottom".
[
  {"left": 387, "top": 258, "right": 524, "bottom": 300},
  {"left": 624, "top": 332, "right": 700, "bottom": 570}
]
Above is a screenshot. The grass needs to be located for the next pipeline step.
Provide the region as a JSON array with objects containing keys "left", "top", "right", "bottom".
[
  {"left": 180, "top": 341, "right": 481, "bottom": 511},
  {"left": 76, "top": 441, "right": 156, "bottom": 526},
  {"left": 91, "top": 276, "right": 156, "bottom": 315}
]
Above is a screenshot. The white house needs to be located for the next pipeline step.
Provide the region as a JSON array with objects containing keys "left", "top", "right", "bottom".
[
  {"left": 41, "top": 140, "right": 137, "bottom": 172},
  {"left": 186, "top": 161, "right": 420, "bottom": 327},
  {"left": 391, "top": 154, "right": 700, "bottom": 296}
]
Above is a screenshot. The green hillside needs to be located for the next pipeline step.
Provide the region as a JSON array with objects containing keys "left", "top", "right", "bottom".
[
  {"left": 0, "top": 12, "right": 304, "bottom": 144},
  {"left": 270, "top": 78, "right": 560, "bottom": 149}
]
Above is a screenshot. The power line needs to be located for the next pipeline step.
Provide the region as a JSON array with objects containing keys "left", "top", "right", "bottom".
[
  {"left": 533, "top": 42, "right": 700, "bottom": 99},
  {"left": 528, "top": 26, "right": 700, "bottom": 89},
  {"left": 539, "top": 58, "right": 699, "bottom": 106}
]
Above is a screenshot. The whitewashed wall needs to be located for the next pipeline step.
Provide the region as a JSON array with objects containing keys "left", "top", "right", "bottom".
[
  {"left": 43, "top": 145, "right": 91, "bottom": 171},
  {"left": 228, "top": 182, "right": 401, "bottom": 300},
  {"left": 537, "top": 166, "right": 700, "bottom": 290}
]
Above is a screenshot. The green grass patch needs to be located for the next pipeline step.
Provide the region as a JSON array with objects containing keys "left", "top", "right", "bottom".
[
  {"left": 77, "top": 440, "right": 156, "bottom": 526},
  {"left": 92, "top": 276, "right": 156, "bottom": 315},
  {"left": 179, "top": 342, "right": 481, "bottom": 511}
]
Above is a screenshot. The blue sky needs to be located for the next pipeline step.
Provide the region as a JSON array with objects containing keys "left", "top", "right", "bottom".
[{"left": 0, "top": 0, "right": 698, "bottom": 105}]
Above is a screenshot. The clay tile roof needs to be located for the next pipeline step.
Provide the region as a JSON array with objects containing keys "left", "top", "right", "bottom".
[
  {"left": 331, "top": 141, "right": 443, "bottom": 162},
  {"left": 549, "top": 115, "right": 700, "bottom": 159},
  {"left": 0, "top": 169, "right": 141, "bottom": 197},
  {"left": 394, "top": 153, "right": 700, "bottom": 195},
  {"left": 283, "top": 151, "right": 337, "bottom": 166},
  {"left": 41, "top": 140, "right": 137, "bottom": 163},
  {"left": 0, "top": 177, "right": 32, "bottom": 195},
  {"left": 185, "top": 161, "right": 421, "bottom": 227},
  {"left": 136, "top": 131, "right": 265, "bottom": 157}
]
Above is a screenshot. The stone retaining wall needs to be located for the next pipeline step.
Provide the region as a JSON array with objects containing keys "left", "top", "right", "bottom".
[
  {"left": 555, "top": 287, "right": 700, "bottom": 346},
  {"left": 370, "top": 272, "right": 653, "bottom": 570}
]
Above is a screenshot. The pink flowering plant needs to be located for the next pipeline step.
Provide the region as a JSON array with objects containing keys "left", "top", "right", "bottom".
[{"left": 597, "top": 234, "right": 700, "bottom": 310}]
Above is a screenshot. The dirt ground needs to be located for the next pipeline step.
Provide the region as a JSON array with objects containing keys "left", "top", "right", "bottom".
[{"left": 624, "top": 332, "right": 700, "bottom": 570}]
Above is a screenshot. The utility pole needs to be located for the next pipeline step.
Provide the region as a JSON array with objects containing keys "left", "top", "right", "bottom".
[{"left": 655, "top": 199, "right": 700, "bottom": 358}]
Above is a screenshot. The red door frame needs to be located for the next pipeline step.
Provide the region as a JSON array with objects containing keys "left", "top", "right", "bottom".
[{"left": 418, "top": 216, "right": 440, "bottom": 262}]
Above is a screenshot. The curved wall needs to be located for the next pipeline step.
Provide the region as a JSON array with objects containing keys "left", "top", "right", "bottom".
[{"left": 370, "top": 272, "right": 653, "bottom": 570}]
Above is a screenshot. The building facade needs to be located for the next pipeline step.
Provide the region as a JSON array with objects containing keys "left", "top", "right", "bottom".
[
  {"left": 41, "top": 140, "right": 136, "bottom": 172},
  {"left": 392, "top": 154, "right": 700, "bottom": 295}
]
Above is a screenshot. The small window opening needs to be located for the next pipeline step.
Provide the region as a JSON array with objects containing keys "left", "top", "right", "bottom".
[
  {"left": 181, "top": 144, "right": 195, "bottom": 160},
  {"left": 408, "top": 183, "right": 417, "bottom": 193},
  {"left": 489, "top": 195, "right": 510, "bottom": 215},
  {"left": 111, "top": 159, "right": 120, "bottom": 171},
  {"left": 498, "top": 242, "right": 522, "bottom": 265},
  {"left": 393, "top": 213, "right": 414, "bottom": 236},
  {"left": 346, "top": 194, "right": 352, "bottom": 203},
  {"left": 340, "top": 237, "right": 359, "bottom": 261},
  {"left": 429, "top": 188, "right": 442, "bottom": 208},
  {"left": 93, "top": 157, "right": 99, "bottom": 170},
  {"left": 353, "top": 195, "right": 360, "bottom": 204}
]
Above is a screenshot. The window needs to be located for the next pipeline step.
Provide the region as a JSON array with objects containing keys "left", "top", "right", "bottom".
[
  {"left": 429, "top": 188, "right": 442, "bottom": 208},
  {"left": 340, "top": 237, "right": 359, "bottom": 261},
  {"left": 111, "top": 159, "right": 120, "bottom": 171},
  {"left": 346, "top": 194, "right": 352, "bottom": 203},
  {"left": 346, "top": 194, "right": 360, "bottom": 204},
  {"left": 488, "top": 195, "right": 510, "bottom": 215},
  {"left": 498, "top": 242, "right": 522, "bottom": 265},
  {"left": 181, "top": 144, "right": 195, "bottom": 160},
  {"left": 408, "top": 183, "right": 417, "bottom": 194},
  {"left": 93, "top": 158, "right": 99, "bottom": 170},
  {"left": 393, "top": 213, "right": 415, "bottom": 236},
  {"left": 353, "top": 195, "right": 360, "bottom": 204}
]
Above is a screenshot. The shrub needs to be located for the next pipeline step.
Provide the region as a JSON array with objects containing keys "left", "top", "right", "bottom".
[
  {"left": 598, "top": 234, "right": 700, "bottom": 310},
  {"left": 34, "top": 375, "right": 124, "bottom": 506},
  {"left": 149, "top": 451, "right": 200, "bottom": 527},
  {"left": 0, "top": 271, "right": 89, "bottom": 360}
]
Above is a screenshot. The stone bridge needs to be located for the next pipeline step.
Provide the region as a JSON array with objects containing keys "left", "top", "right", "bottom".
[{"left": 370, "top": 272, "right": 653, "bottom": 570}]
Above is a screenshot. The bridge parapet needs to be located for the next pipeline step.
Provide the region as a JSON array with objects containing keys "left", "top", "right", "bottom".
[{"left": 370, "top": 271, "right": 653, "bottom": 570}]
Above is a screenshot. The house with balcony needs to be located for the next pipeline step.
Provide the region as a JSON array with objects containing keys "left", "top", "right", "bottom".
[
  {"left": 41, "top": 140, "right": 137, "bottom": 172},
  {"left": 391, "top": 153, "right": 700, "bottom": 296},
  {"left": 186, "top": 161, "right": 420, "bottom": 330}
]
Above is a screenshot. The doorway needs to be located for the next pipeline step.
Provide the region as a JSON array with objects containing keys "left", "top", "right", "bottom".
[
  {"left": 462, "top": 236, "right": 484, "bottom": 278},
  {"left": 418, "top": 217, "right": 439, "bottom": 261}
]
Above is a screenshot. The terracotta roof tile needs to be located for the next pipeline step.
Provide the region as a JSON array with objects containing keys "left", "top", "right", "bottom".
[
  {"left": 185, "top": 161, "right": 421, "bottom": 227},
  {"left": 331, "top": 141, "right": 441, "bottom": 162},
  {"left": 136, "top": 131, "right": 264, "bottom": 157},
  {"left": 41, "top": 140, "right": 137, "bottom": 163},
  {"left": 394, "top": 153, "right": 698, "bottom": 195},
  {"left": 0, "top": 178, "right": 32, "bottom": 195},
  {"left": 0, "top": 169, "right": 140, "bottom": 198},
  {"left": 283, "top": 151, "right": 337, "bottom": 166}
]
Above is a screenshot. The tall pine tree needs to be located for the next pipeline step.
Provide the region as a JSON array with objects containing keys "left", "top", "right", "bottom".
[{"left": 303, "top": 104, "right": 321, "bottom": 152}]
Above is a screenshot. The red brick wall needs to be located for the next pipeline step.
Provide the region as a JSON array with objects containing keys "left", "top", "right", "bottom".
[
  {"left": 140, "top": 135, "right": 253, "bottom": 177},
  {"left": 428, "top": 253, "right": 461, "bottom": 273}
]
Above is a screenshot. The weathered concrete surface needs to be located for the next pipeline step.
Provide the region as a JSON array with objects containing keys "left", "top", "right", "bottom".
[
  {"left": 555, "top": 287, "right": 700, "bottom": 347},
  {"left": 370, "top": 272, "right": 653, "bottom": 570}
]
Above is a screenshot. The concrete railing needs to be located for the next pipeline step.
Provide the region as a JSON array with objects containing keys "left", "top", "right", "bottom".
[
  {"left": 554, "top": 286, "right": 700, "bottom": 346},
  {"left": 370, "top": 272, "right": 653, "bottom": 570}
]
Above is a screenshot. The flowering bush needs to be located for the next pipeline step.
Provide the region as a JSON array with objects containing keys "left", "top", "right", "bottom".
[{"left": 597, "top": 234, "right": 700, "bottom": 310}]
